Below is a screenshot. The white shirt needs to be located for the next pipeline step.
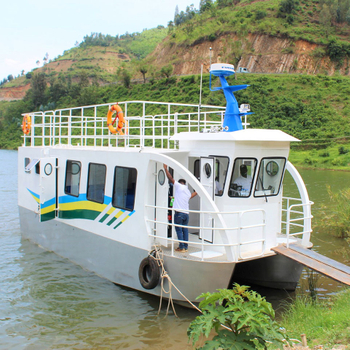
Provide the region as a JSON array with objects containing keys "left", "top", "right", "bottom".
[
  {"left": 173, "top": 181, "right": 191, "bottom": 214},
  {"left": 234, "top": 176, "right": 252, "bottom": 191}
]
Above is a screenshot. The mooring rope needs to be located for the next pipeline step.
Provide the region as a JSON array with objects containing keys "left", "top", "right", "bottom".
[{"left": 148, "top": 245, "right": 202, "bottom": 317}]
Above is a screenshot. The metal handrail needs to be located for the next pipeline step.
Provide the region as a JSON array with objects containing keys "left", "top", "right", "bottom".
[
  {"left": 22, "top": 100, "right": 229, "bottom": 149},
  {"left": 281, "top": 198, "right": 313, "bottom": 248},
  {"left": 145, "top": 204, "right": 266, "bottom": 262}
]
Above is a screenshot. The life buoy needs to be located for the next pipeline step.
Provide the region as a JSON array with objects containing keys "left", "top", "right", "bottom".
[
  {"left": 107, "top": 104, "right": 126, "bottom": 135},
  {"left": 22, "top": 115, "right": 31, "bottom": 135},
  {"left": 138, "top": 256, "right": 160, "bottom": 289}
]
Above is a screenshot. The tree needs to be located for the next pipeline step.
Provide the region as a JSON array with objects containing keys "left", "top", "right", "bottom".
[
  {"left": 200, "top": 0, "right": 213, "bottom": 13},
  {"left": 160, "top": 64, "right": 173, "bottom": 78},
  {"left": 7, "top": 74, "right": 14, "bottom": 82},
  {"left": 174, "top": 5, "right": 179, "bottom": 21},
  {"left": 31, "top": 72, "right": 47, "bottom": 108},
  {"left": 320, "top": 4, "right": 332, "bottom": 35},
  {"left": 139, "top": 65, "right": 148, "bottom": 83},
  {"left": 122, "top": 70, "right": 131, "bottom": 88},
  {"left": 278, "top": 0, "right": 296, "bottom": 17}
]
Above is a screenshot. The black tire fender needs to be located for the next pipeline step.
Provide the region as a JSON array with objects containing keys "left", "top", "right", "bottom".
[{"left": 138, "top": 256, "right": 160, "bottom": 289}]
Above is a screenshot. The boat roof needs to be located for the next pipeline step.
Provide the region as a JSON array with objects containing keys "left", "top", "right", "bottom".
[{"left": 171, "top": 129, "right": 300, "bottom": 142}]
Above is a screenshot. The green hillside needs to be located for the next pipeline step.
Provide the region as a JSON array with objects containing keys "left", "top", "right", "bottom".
[
  {"left": 1, "top": 0, "right": 350, "bottom": 171},
  {"left": 2, "top": 71, "right": 350, "bottom": 171}
]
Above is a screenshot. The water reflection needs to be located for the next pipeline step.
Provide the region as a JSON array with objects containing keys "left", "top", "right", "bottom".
[{"left": 284, "top": 168, "right": 350, "bottom": 299}]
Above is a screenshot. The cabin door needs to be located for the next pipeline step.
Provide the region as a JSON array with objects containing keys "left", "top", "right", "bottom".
[
  {"left": 39, "top": 157, "right": 57, "bottom": 222},
  {"left": 199, "top": 157, "right": 214, "bottom": 242},
  {"left": 155, "top": 162, "right": 169, "bottom": 246}
]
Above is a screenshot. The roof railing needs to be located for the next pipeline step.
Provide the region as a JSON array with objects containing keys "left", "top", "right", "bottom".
[{"left": 22, "top": 100, "right": 230, "bottom": 149}]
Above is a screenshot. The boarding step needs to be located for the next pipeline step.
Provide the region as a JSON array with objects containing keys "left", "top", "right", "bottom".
[{"left": 272, "top": 244, "right": 350, "bottom": 286}]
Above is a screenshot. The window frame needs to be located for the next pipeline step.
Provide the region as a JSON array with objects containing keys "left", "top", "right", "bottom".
[
  {"left": 86, "top": 162, "right": 107, "bottom": 204},
  {"left": 64, "top": 160, "right": 82, "bottom": 197},
  {"left": 112, "top": 166, "right": 137, "bottom": 211},
  {"left": 254, "top": 157, "right": 286, "bottom": 198},
  {"left": 228, "top": 157, "right": 257, "bottom": 198}
]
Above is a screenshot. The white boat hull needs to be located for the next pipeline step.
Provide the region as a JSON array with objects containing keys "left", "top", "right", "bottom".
[{"left": 19, "top": 206, "right": 236, "bottom": 303}]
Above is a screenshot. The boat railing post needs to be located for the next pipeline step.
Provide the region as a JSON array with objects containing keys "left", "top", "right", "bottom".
[
  {"left": 31, "top": 115, "right": 35, "bottom": 146},
  {"left": 174, "top": 112, "right": 178, "bottom": 134},
  {"left": 286, "top": 205, "right": 291, "bottom": 248},
  {"left": 41, "top": 113, "right": 45, "bottom": 146},
  {"left": 94, "top": 105, "right": 97, "bottom": 148},
  {"left": 201, "top": 214, "right": 205, "bottom": 261},
  {"left": 238, "top": 212, "right": 242, "bottom": 259},
  {"left": 68, "top": 111, "right": 71, "bottom": 146}
]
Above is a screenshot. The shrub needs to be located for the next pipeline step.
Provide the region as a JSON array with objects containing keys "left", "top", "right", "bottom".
[
  {"left": 339, "top": 146, "right": 349, "bottom": 155},
  {"left": 188, "top": 284, "right": 288, "bottom": 349},
  {"left": 255, "top": 10, "right": 267, "bottom": 20}
]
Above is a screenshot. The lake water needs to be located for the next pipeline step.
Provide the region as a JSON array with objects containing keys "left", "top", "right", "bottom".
[{"left": 1, "top": 149, "right": 349, "bottom": 349}]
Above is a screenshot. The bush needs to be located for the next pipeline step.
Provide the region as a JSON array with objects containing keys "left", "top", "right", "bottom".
[
  {"left": 255, "top": 10, "right": 267, "bottom": 20},
  {"left": 339, "top": 146, "right": 349, "bottom": 155},
  {"left": 188, "top": 284, "right": 288, "bottom": 349}
]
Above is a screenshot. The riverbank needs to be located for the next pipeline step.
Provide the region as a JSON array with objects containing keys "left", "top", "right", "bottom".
[
  {"left": 289, "top": 142, "right": 350, "bottom": 171},
  {"left": 281, "top": 288, "right": 350, "bottom": 349}
]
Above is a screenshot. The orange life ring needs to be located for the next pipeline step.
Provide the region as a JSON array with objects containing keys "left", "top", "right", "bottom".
[
  {"left": 22, "top": 115, "right": 31, "bottom": 135},
  {"left": 107, "top": 104, "right": 125, "bottom": 135}
]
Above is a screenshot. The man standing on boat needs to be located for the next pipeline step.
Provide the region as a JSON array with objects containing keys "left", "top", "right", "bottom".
[{"left": 163, "top": 164, "right": 197, "bottom": 252}]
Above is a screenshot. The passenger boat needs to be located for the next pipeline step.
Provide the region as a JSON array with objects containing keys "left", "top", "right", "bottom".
[{"left": 18, "top": 63, "right": 313, "bottom": 303}]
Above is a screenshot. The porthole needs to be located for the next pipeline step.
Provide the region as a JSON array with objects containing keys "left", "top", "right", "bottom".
[
  {"left": 71, "top": 162, "right": 81, "bottom": 175},
  {"left": 44, "top": 163, "right": 53, "bottom": 176},
  {"left": 158, "top": 169, "right": 165, "bottom": 186},
  {"left": 266, "top": 161, "right": 279, "bottom": 176},
  {"left": 204, "top": 163, "right": 212, "bottom": 178}
]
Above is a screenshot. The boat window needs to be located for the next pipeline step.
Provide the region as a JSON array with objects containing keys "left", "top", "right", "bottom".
[
  {"left": 228, "top": 158, "right": 257, "bottom": 198},
  {"left": 35, "top": 162, "right": 40, "bottom": 174},
  {"left": 194, "top": 159, "right": 200, "bottom": 180},
  {"left": 87, "top": 163, "right": 106, "bottom": 204},
  {"left": 25, "top": 158, "right": 39, "bottom": 173},
  {"left": 212, "top": 156, "right": 229, "bottom": 196},
  {"left": 112, "top": 166, "right": 137, "bottom": 211},
  {"left": 254, "top": 157, "right": 286, "bottom": 197},
  {"left": 65, "top": 160, "right": 82, "bottom": 197}
]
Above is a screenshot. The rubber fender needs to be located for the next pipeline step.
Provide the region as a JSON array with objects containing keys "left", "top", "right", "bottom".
[{"left": 138, "top": 256, "right": 160, "bottom": 289}]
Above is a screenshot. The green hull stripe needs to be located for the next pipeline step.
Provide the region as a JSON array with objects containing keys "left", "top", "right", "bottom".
[
  {"left": 59, "top": 209, "right": 100, "bottom": 220},
  {"left": 40, "top": 212, "right": 55, "bottom": 222},
  {"left": 114, "top": 221, "right": 122, "bottom": 229},
  {"left": 99, "top": 214, "right": 109, "bottom": 223},
  {"left": 107, "top": 217, "right": 117, "bottom": 226}
]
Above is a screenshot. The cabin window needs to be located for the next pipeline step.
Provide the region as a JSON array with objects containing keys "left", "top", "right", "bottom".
[
  {"left": 24, "top": 158, "right": 30, "bottom": 168},
  {"left": 212, "top": 156, "right": 229, "bottom": 196},
  {"left": 254, "top": 157, "right": 286, "bottom": 197},
  {"left": 24, "top": 158, "right": 40, "bottom": 173},
  {"left": 194, "top": 159, "right": 200, "bottom": 179},
  {"left": 65, "top": 160, "right": 82, "bottom": 197},
  {"left": 87, "top": 163, "right": 106, "bottom": 204},
  {"left": 112, "top": 166, "right": 137, "bottom": 211},
  {"left": 228, "top": 158, "right": 257, "bottom": 198}
]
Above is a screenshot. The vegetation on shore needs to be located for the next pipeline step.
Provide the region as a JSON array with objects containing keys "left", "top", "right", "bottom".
[
  {"left": 281, "top": 288, "right": 350, "bottom": 348},
  {"left": 187, "top": 284, "right": 350, "bottom": 349}
]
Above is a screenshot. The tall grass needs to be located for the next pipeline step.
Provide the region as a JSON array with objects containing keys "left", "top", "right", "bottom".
[{"left": 281, "top": 289, "right": 350, "bottom": 347}]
